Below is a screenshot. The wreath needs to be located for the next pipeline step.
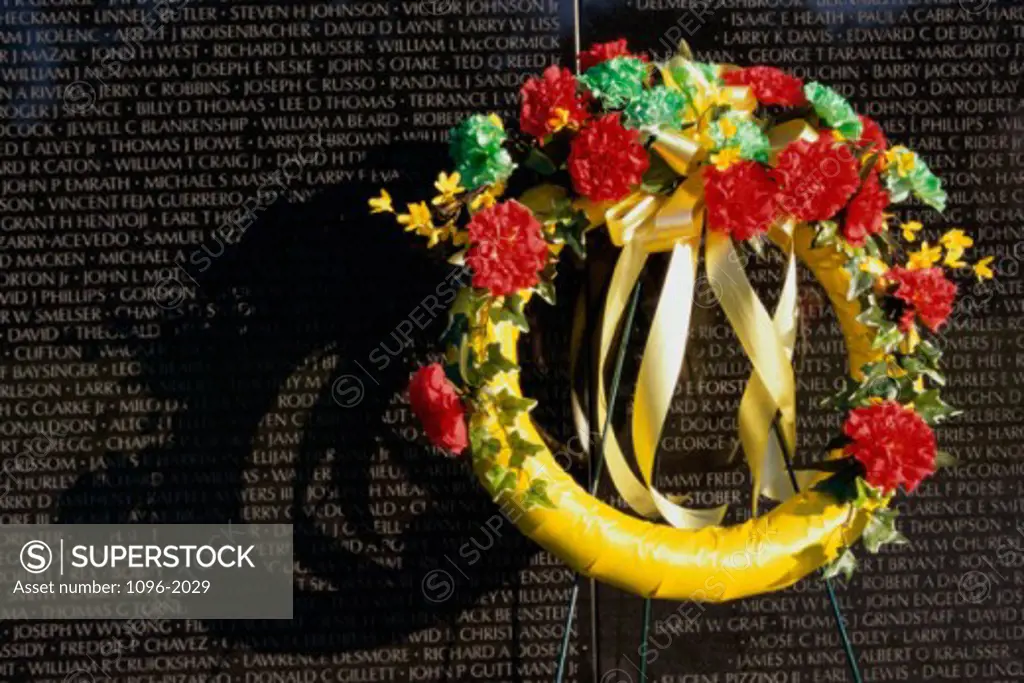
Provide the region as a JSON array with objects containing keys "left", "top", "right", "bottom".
[{"left": 370, "top": 40, "right": 993, "bottom": 601}]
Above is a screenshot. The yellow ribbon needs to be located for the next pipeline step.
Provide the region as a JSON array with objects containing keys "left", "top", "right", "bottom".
[{"left": 576, "top": 83, "right": 826, "bottom": 528}]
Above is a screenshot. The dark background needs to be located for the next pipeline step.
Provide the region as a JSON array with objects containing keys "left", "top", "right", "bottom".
[{"left": 1, "top": 0, "right": 1022, "bottom": 681}]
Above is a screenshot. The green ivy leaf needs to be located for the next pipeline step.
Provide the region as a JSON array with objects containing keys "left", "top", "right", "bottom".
[
  {"left": 935, "top": 450, "right": 958, "bottom": 469},
  {"left": 871, "top": 322, "right": 903, "bottom": 352},
  {"left": 855, "top": 304, "right": 887, "bottom": 328},
  {"left": 847, "top": 269, "right": 874, "bottom": 301},
  {"left": 507, "top": 430, "right": 543, "bottom": 469},
  {"left": 440, "top": 312, "right": 469, "bottom": 349},
  {"left": 913, "top": 389, "right": 960, "bottom": 425},
  {"left": 898, "top": 354, "right": 945, "bottom": 386},
  {"left": 489, "top": 294, "right": 529, "bottom": 331},
  {"left": 494, "top": 389, "right": 536, "bottom": 428},
  {"left": 523, "top": 478, "right": 556, "bottom": 509},
  {"left": 863, "top": 508, "right": 909, "bottom": 554},
  {"left": 551, "top": 211, "right": 588, "bottom": 259},
  {"left": 822, "top": 549, "right": 858, "bottom": 582},
  {"left": 471, "top": 426, "right": 502, "bottom": 462},
  {"left": 523, "top": 148, "right": 557, "bottom": 175},
  {"left": 475, "top": 343, "right": 516, "bottom": 382}
]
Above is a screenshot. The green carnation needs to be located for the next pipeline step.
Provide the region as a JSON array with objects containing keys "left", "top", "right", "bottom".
[
  {"left": 884, "top": 147, "right": 947, "bottom": 212},
  {"left": 449, "top": 114, "right": 515, "bottom": 190},
  {"left": 580, "top": 56, "right": 647, "bottom": 109},
  {"left": 623, "top": 86, "right": 687, "bottom": 129},
  {"left": 804, "top": 82, "right": 862, "bottom": 139},
  {"left": 708, "top": 112, "right": 770, "bottom": 163},
  {"left": 667, "top": 60, "right": 721, "bottom": 110}
]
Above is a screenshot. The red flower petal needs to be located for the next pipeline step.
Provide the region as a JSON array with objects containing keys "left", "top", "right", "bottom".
[
  {"left": 520, "top": 65, "right": 590, "bottom": 140},
  {"left": 842, "top": 171, "right": 889, "bottom": 246},
  {"left": 722, "top": 66, "right": 806, "bottom": 107},
  {"left": 887, "top": 266, "right": 958, "bottom": 332},
  {"left": 843, "top": 401, "right": 937, "bottom": 492},
  {"left": 466, "top": 200, "right": 549, "bottom": 296},
  {"left": 568, "top": 113, "right": 649, "bottom": 202},
  {"left": 772, "top": 137, "right": 860, "bottom": 221},
  {"left": 409, "top": 364, "right": 468, "bottom": 454},
  {"left": 703, "top": 161, "right": 779, "bottom": 241}
]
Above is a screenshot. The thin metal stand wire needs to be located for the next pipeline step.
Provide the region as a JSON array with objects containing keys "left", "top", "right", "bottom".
[
  {"left": 555, "top": 282, "right": 643, "bottom": 683},
  {"left": 771, "top": 420, "right": 864, "bottom": 683},
  {"left": 638, "top": 596, "right": 653, "bottom": 682}
]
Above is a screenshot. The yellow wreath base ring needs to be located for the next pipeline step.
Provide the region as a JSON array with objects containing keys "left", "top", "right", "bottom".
[{"left": 471, "top": 224, "right": 882, "bottom": 602}]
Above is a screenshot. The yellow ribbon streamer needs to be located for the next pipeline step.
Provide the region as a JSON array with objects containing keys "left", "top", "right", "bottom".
[{"left": 566, "top": 72, "right": 828, "bottom": 528}]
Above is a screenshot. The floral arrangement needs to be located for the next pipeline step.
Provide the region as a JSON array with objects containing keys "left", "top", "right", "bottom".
[{"left": 370, "top": 40, "right": 992, "bottom": 576}]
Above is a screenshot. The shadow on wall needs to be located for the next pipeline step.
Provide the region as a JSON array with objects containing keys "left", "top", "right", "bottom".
[{"left": 54, "top": 142, "right": 580, "bottom": 654}]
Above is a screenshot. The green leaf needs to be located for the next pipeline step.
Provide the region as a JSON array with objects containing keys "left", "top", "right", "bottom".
[
  {"left": 535, "top": 279, "right": 556, "bottom": 305},
  {"left": 917, "top": 339, "right": 942, "bottom": 367},
  {"left": 935, "top": 450, "right": 957, "bottom": 469},
  {"left": 493, "top": 389, "right": 536, "bottom": 428},
  {"left": 855, "top": 304, "right": 887, "bottom": 328},
  {"left": 507, "top": 430, "right": 543, "bottom": 469},
  {"left": 483, "top": 463, "right": 507, "bottom": 488},
  {"left": 472, "top": 432, "right": 502, "bottom": 463},
  {"left": 822, "top": 549, "right": 858, "bottom": 582},
  {"left": 475, "top": 343, "right": 516, "bottom": 382},
  {"left": 898, "top": 354, "right": 945, "bottom": 386},
  {"left": 523, "top": 479, "right": 556, "bottom": 509},
  {"left": 639, "top": 150, "right": 680, "bottom": 194},
  {"left": 847, "top": 269, "right": 874, "bottom": 301},
  {"left": 862, "top": 508, "right": 909, "bottom": 554},
  {"left": 552, "top": 211, "right": 588, "bottom": 259},
  {"left": 440, "top": 312, "right": 469, "bottom": 349},
  {"left": 523, "top": 148, "right": 557, "bottom": 175},
  {"left": 871, "top": 322, "right": 903, "bottom": 352},
  {"left": 913, "top": 389, "right": 960, "bottom": 425},
  {"left": 489, "top": 294, "right": 529, "bottom": 331}
]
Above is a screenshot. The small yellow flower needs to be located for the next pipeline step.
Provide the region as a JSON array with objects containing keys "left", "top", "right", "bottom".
[
  {"left": 547, "top": 107, "right": 571, "bottom": 133},
  {"left": 972, "top": 256, "right": 995, "bottom": 281},
  {"left": 859, "top": 257, "right": 889, "bottom": 276},
  {"left": 396, "top": 202, "right": 432, "bottom": 232},
  {"left": 900, "top": 220, "right": 923, "bottom": 242},
  {"left": 943, "top": 248, "right": 967, "bottom": 269},
  {"left": 906, "top": 241, "right": 942, "bottom": 270},
  {"left": 431, "top": 171, "right": 464, "bottom": 206},
  {"left": 886, "top": 146, "right": 916, "bottom": 176},
  {"left": 470, "top": 191, "right": 497, "bottom": 212},
  {"left": 831, "top": 129, "right": 846, "bottom": 143},
  {"left": 939, "top": 228, "right": 973, "bottom": 252},
  {"left": 487, "top": 113, "right": 504, "bottom": 130},
  {"left": 718, "top": 117, "right": 737, "bottom": 139},
  {"left": 422, "top": 226, "right": 446, "bottom": 248},
  {"left": 710, "top": 147, "right": 742, "bottom": 171},
  {"left": 368, "top": 189, "right": 394, "bottom": 214}
]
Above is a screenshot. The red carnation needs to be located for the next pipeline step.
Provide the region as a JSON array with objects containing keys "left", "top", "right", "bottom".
[
  {"left": 843, "top": 400, "right": 937, "bottom": 492},
  {"left": 703, "top": 161, "right": 779, "bottom": 241},
  {"left": 887, "top": 266, "right": 957, "bottom": 332},
  {"left": 722, "top": 66, "right": 806, "bottom": 107},
  {"left": 579, "top": 38, "right": 646, "bottom": 72},
  {"left": 520, "top": 65, "right": 590, "bottom": 140},
  {"left": 772, "top": 137, "right": 861, "bottom": 221},
  {"left": 858, "top": 115, "right": 887, "bottom": 154},
  {"left": 568, "top": 113, "right": 649, "bottom": 202},
  {"left": 409, "top": 364, "right": 468, "bottom": 454},
  {"left": 842, "top": 171, "right": 889, "bottom": 246},
  {"left": 466, "top": 200, "right": 548, "bottom": 296}
]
